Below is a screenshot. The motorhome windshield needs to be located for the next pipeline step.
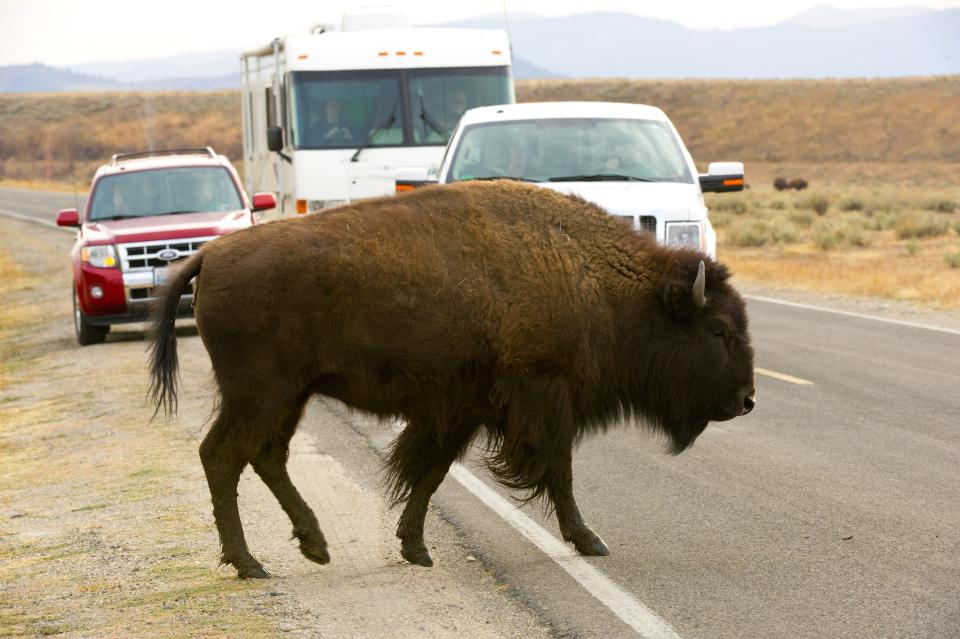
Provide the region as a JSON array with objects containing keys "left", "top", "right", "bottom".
[
  {"left": 290, "top": 66, "right": 513, "bottom": 149},
  {"left": 446, "top": 118, "right": 694, "bottom": 185}
]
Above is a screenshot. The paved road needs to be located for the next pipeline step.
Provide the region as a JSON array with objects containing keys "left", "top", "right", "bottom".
[
  {"left": 3, "top": 186, "right": 958, "bottom": 638},
  {"left": 341, "top": 299, "right": 960, "bottom": 639},
  {"left": 0, "top": 186, "right": 84, "bottom": 226}
]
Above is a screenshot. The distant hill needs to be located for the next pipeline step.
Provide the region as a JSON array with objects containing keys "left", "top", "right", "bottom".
[
  {"left": 71, "top": 50, "right": 241, "bottom": 83},
  {"left": 0, "top": 64, "right": 123, "bottom": 93},
  {"left": 438, "top": 8, "right": 960, "bottom": 78}
]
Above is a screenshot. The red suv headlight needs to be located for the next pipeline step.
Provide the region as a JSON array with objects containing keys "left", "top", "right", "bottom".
[{"left": 81, "top": 245, "right": 118, "bottom": 269}]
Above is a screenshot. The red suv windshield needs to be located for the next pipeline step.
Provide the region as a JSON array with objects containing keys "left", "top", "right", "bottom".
[{"left": 89, "top": 167, "right": 243, "bottom": 221}]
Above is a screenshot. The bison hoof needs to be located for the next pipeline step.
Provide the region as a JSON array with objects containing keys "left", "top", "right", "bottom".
[
  {"left": 401, "top": 542, "right": 434, "bottom": 567},
  {"left": 574, "top": 535, "right": 610, "bottom": 557},
  {"left": 299, "top": 541, "right": 330, "bottom": 565},
  {"left": 236, "top": 562, "right": 271, "bottom": 579}
]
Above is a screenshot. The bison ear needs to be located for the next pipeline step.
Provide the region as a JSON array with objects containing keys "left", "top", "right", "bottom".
[
  {"left": 663, "top": 279, "right": 695, "bottom": 322},
  {"left": 663, "top": 260, "right": 707, "bottom": 322}
]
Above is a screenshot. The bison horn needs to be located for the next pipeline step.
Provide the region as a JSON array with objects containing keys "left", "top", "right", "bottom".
[{"left": 692, "top": 260, "right": 707, "bottom": 308}]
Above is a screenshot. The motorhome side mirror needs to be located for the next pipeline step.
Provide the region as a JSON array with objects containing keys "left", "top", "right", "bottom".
[
  {"left": 699, "top": 161, "right": 745, "bottom": 193},
  {"left": 56, "top": 208, "right": 80, "bottom": 227},
  {"left": 267, "top": 126, "right": 284, "bottom": 153}
]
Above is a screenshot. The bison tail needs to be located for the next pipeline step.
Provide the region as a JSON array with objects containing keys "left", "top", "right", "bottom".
[{"left": 148, "top": 251, "right": 204, "bottom": 418}]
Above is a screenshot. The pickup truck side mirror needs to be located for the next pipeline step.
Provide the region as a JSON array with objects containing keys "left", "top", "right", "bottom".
[
  {"left": 251, "top": 192, "right": 277, "bottom": 212},
  {"left": 395, "top": 167, "right": 439, "bottom": 193},
  {"left": 266, "top": 126, "right": 284, "bottom": 153},
  {"left": 699, "top": 162, "right": 744, "bottom": 193},
  {"left": 56, "top": 208, "right": 80, "bottom": 227}
]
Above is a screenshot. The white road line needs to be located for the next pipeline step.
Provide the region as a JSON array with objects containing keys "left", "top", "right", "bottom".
[
  {"left": 0, "top": 207, "right": 73, "bottom": 233},
  {"left": 449, "top": 463, "right": 682, "bottom": 639},
  {"left": 754, "top": 367, "right": 814, "bottom": 385},
  {"left": 745, "top": 294, "right": 960, "bottom": 336}
]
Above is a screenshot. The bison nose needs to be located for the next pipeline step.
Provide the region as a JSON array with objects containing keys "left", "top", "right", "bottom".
[{"left": 741, "top": 389, "right": 756, "bottom": 415}]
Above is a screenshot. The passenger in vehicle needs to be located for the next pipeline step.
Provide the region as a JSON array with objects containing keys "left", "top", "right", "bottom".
[
  {"left": 444, "top": 89, "right": 469, "bottom": 132},
  {"left": 111, "top": 185, "right": 133, "bottom": 216}
]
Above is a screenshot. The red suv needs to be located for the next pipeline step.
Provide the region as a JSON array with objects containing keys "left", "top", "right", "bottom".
[{"left": 57, "top": 147, "right": 276, "bottom": 345}]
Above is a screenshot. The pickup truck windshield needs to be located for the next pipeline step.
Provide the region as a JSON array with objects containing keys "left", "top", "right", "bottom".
[
  {"left": 447, "top": 118, "right": 693, "bottom": 184},
  {"left": 290, "top": 66, "right": 513, "bottom": 149},
  {"left": 88, "top": 167, "right": 243, "bottom": 221}
]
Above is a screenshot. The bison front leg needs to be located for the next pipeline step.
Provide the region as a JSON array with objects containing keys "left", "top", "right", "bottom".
[
  {"left": 547, "top": 449, "right": 609, "bottom": 557},
  {"left": 387, "top": 418, "right": 478, "bottom": 567},
  {"left": 492, "top": 375, "right": 609, "bottom": 557},
  {"left": 396, "top": 464, "right": 450, "bottom": 567}
]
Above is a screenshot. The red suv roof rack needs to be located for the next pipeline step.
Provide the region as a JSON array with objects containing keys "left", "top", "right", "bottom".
[{"left": 110, "top": 147, "right": 217, "bottom": 166}]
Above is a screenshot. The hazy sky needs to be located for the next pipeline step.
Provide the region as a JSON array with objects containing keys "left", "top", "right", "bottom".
[{"left": 1, "top": 0, "right": 958, "bottom": 66}]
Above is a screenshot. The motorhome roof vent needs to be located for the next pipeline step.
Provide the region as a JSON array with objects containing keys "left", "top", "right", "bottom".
[{"left": 340, "top": 12, "right": 409, "bottom": 31}]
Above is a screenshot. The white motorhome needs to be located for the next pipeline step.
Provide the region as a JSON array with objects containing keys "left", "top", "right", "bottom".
[{"left": 241, "top": 13, "right": 514, "bottom": 217}]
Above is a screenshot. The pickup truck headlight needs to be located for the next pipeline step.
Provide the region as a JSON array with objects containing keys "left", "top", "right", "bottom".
[
  {"left": 665, "top": 222, "right": 703, "bottom": 251},
  {"left": 81, "top": 245, "right": 118, "bottom": 268}
]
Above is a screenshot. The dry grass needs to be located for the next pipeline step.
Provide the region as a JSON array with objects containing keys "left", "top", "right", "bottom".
[
  {"left": 518, "top": 76, "right": 960, "bottom": 164},
  {"left": 0, "top": 223, "right": 280, "bottom": 637},
  {"left": 0, "top": 91, "right": 240, "bottom": 185},
  {"left": 707, "top": 162, "right": 960, "bottom": 308},
  {"left": 0, "top": 249, "right": 31, "bottom": 391}
]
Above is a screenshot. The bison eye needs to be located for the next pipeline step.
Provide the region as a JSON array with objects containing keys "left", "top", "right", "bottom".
[{"left": 710, "top": 328, "right": 726, "bottom": 339}]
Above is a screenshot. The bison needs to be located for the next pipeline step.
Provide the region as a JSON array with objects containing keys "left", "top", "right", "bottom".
[{"left": 149, "top": 180, "right": 756, "bottom": 578}]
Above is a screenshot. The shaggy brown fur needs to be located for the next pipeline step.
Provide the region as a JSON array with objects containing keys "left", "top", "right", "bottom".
[{"left": 149, "top": 180, "right": 755, "bottom": 578}]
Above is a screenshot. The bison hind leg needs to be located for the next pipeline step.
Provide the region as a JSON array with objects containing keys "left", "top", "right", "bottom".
[{"left": 199, "top": 408, "right": 270, "bottom": 579}]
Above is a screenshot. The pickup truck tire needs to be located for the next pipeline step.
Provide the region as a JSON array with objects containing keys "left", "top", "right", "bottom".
[{"left": 73, "top": 288, "right": 109, "bottom": 346}]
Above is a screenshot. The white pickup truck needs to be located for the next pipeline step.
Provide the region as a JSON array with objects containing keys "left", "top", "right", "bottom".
[{"left": 399, "top": 101, "right": 744, "bottom": 258}]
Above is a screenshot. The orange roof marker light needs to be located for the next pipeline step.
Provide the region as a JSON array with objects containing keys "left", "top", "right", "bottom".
[
  {"left": 378, "top": 51, "right": 388, "bottom": 56},
  {"left": 297, "top": 54, "right": 308, "bottom": 60},
  {"left": 413, "top": 51, "right": 424, "bottom": 56},
  {"left": 492, "top": 49, "right": 502, "bottom": 55},
  {"left": 396, "top": 51, "right": 406, "bottom": 56}
]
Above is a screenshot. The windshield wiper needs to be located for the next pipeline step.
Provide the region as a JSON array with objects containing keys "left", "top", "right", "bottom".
[
  {"left": 469, "top": 176, "right": 542, "bottom": 183},
  {"left": 419, "top": 94, "right": 447, "bottom": 137},
  {"left": 351, "top": 99, "right": 399, "bottom": 162},
  {"left": 92, "top": 215, "right": 137, "bottom": 221},
  {"left": 548, "top": 174, "right": 657, "bottom": 182}
]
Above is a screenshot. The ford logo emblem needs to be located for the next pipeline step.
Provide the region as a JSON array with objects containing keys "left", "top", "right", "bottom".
[{"left": 156, "top": 248, "right": 181, "bottom": 261}]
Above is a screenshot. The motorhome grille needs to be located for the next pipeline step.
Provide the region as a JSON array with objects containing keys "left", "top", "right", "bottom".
[
  {"left": 636, "top": 216, "right": 656, "bottom": 235},
  {"left": 118, "top": 237, "right": 214, "bottom": 270}
]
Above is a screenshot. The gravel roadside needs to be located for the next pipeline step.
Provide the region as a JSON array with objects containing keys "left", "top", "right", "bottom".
[{"left": 0, "top": 216, "right": 553, "bottom": 638}]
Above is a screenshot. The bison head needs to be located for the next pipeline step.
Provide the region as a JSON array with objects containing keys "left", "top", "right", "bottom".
[{"left": 644, "top": 254, "right": 755, "bottom": 453}]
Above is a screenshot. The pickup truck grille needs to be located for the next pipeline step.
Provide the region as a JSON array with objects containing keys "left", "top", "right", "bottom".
[{"left": 118, "top": 237, "right": 214, "bottom": 271}]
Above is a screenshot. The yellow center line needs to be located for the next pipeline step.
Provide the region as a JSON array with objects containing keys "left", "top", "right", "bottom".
[{"left": 755, "top": 367, "right": 814, "bottom": 385}]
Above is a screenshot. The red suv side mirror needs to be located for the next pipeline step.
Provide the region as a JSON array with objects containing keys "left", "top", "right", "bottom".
[
  {"left": 251, "top": 192, "right": 277, "bottom": 212},
  {"left": 56, "top": 209, "right": 80, "bottom": 227}
]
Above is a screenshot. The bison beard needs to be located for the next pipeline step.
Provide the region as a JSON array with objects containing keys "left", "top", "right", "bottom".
[{"left": 148, "top": 180, "right": 755, "bottom": 578}]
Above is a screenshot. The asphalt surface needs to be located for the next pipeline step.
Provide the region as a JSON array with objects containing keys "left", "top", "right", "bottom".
[{"left": 3, "top": 186, "right": 958, "bottom": 638}]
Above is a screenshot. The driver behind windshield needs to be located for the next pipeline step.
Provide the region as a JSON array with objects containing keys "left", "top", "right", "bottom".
[{"left": 308, "top": 99, "right": 354, "bottom": 145}]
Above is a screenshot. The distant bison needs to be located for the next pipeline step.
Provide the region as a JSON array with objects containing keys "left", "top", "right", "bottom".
[
  {"left": 149, "top": 181, "right": 756, "bottom": 579},
  {"left": 774, "top": 177, "right": 809, "bottom": 191}
]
